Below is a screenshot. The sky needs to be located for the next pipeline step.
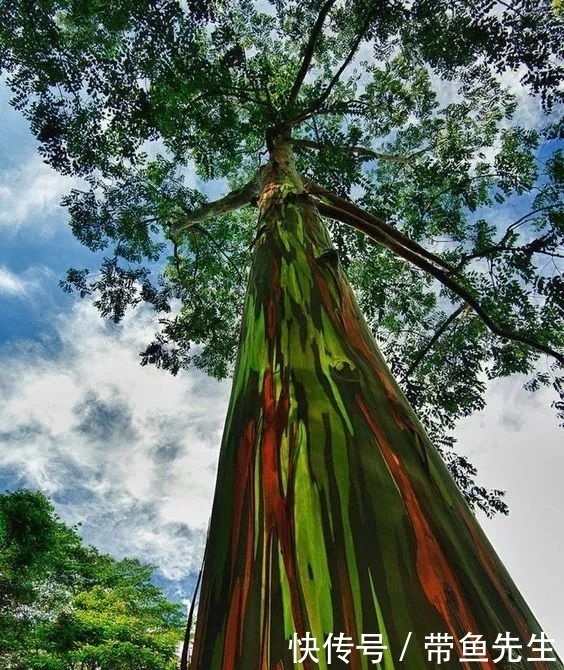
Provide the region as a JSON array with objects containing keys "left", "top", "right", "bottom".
[{"left": 0, "top": 69, "right": 563, "bottom": 661}]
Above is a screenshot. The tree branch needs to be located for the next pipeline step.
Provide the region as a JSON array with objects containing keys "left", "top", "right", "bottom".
[
  {"left": 187, "top": 87, "right": 274, "bottom": 112},
  {"left": 292, "top": 137, "right": 413, "bottom": 164},
  {"left": 404, "top": 303, "right": 468, "bottom": 378},
  {"left": 192, "top": 224, "right": 247, "bottom": 283},
  {"left": 168, "top": 230, "right": 201, "bottom": 294},
  {"left": 290, "top": 8, "right": 377, "bottom": 125},
  {"left": 499, "top": 204, "right": 561, "bottom": 245},
  {"left": 304, "top": 178, "right": 455, "bottom": 273},
  {"left": 453, "top": 233, "right": 561, "bottom": 273},
  {"left": 172, "top": 175, "right": 261, "bottom": 234},
  {"left": 286, "top": 0, "right": 338, "bottom": 108},
  {"left": 452, "top": 205, "right": 563, "bottom": 273},
  {"left": 314, "top": 195, "right": 564, "bottom": 367}
]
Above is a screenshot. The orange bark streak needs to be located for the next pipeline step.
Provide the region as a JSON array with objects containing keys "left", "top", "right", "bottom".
[
  {"left": 338, "top": 281, "right": 400, "bottom": 405},
  {"left": 357, "top": 396, "right": 498, "bottom": 670},
  {"left": 258, "top": 182, "right": 280, "bottom": 211},
  {"left": 260, "top": 366, "right": 315, "bottom": 669},
  {"left": 223, "top": 579, "right": 243, "bottom": 669}
]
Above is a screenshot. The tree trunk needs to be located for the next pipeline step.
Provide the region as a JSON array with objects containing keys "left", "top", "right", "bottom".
[{"left": 189, "top": 138, "right": 562, "bottom": 669}]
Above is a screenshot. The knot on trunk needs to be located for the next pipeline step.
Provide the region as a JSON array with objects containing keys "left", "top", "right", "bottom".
[{"left": 329, "top": 359, "right": 360, "bottom": 383}]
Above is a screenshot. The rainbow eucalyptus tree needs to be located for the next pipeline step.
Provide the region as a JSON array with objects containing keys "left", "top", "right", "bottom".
[{"left": 1, "top": 0, "right": 563, "bottom": 668}]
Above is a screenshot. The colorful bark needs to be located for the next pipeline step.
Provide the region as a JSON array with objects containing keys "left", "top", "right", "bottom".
[{"left": 189, "top": 139, "right": 562, "bottom": 669}]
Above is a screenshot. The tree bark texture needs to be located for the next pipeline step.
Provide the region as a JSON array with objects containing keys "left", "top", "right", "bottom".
[{"left": 189, "top": 139, "right": 562, "bottom": 669}]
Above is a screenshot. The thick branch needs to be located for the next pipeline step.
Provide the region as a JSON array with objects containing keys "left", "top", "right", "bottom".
[
  {"left": 286, "top": 0, "right": 338, "bottom": 107},
  {"left": 292, "top": 137, "right": 412, "bottom": 164},
  {"left": 316, "top": 197, "right": 564, "bottom": 367},
  {"left": 291, "top": 9, "right": 377, "bottom": 125},
  {"left": 172, "top": 175, "right": 261, "bottom": 234},
  {"left": 305, "top": 178, "right": 455, "bottom": 273}
]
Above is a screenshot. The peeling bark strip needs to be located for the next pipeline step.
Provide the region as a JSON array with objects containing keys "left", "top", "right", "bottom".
[{"left": 189, "top": 139, "right": 562, "bottom": 670}]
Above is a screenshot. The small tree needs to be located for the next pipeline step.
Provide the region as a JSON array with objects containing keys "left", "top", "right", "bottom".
[
  {"left": 0, "top": 490, "right": 184, "bottom": 669},
  {"left": 1, "top": 1, "right": 563, "bottom": 668}
]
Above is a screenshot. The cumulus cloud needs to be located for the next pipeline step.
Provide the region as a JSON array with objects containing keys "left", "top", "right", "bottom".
[
  {"left": 0, "top": 299, "right": 230, "bottom": 580},
  {"left": 0, "top": 154, "right": 80, "bottom": 235}
]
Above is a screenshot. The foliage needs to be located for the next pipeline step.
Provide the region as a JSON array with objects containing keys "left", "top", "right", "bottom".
[
  {"left": 0, "top": 0, "right": 563, "bottom": 517},
  {"left": 0, "top": 490, "right": 184, "bottom": 670}
]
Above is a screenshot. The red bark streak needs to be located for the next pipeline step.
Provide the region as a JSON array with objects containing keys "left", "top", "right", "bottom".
[
  {"left": 261, "top": 367, "right": 286, "bottom": 533},
  {"left": 357, "top": 396, "right": 498, "bottom": 670},
  {"left": 260, "top": 548, "right": 272, "bottom": 670},
  {"left": 231, "top": 420, "right": 256, "bottom": 561},
  {"left": 222, "top": 420, "right": 257, "bottom": 666},
  {"left": 239, "top": 484, "right": 256, "bottom": 653},
  {"left": 223, "top": 580, "right": 243, "bottom": 669},
  {"left": 260, "top": 366, "right": 315, "bottom": 670}
]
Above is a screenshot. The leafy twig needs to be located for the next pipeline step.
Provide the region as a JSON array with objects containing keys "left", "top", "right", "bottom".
[
  {"left": 193, "top": 224, "right": 246, "bottom": 283},
  {"left": 404, "top": 304, "right": 468, "bottom": 378}
]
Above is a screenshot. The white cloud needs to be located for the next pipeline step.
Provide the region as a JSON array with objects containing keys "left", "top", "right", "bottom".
[
  {"left": 0, "top": 265, "right": 27, "bottom": 295},
  {"left": 457, "top": 380, "right": 564, "bottom": 655},
  {"left": 497, "top": 65, "right": 562, "bottom": 131},
  {"left": 0, "top": 264, "right": 53, "bottom": 297},
  {"left": 0, "top": 154, "right": 79, "bottom": 234},
  {"left": 0, "top": 299, "right": 230, "bottom": 579}
]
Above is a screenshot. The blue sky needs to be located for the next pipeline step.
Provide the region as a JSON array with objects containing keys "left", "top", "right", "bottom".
[{"left": 1, "top": 76, "right": 563, "bottom": 658}]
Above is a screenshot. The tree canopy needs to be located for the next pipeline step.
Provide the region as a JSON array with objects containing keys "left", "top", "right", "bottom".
[
  {"left": 2, "top": 3, "right": 564, "bottom": 667},
  {"left": 0, "top": 489, "right": 184, "bottom": 670},
  {"left": 0, "top": 0, "right": 563, "bottom": 512}
]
